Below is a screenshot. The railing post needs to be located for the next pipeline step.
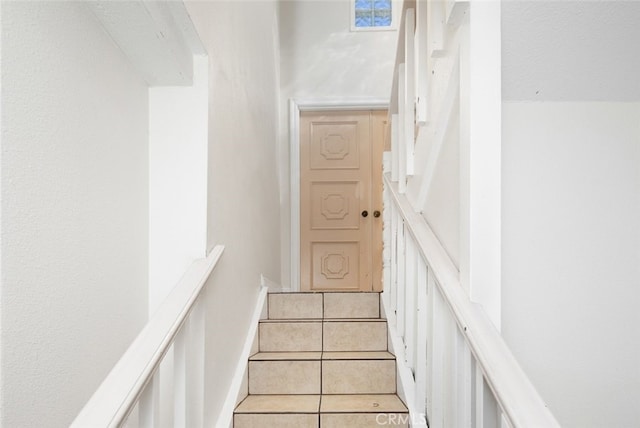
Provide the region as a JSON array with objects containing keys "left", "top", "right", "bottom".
[
  {"left": 404, "top": 8, "right": 415, "bottom": 176},
  {"left": 397, "top": 63, "right": 407, "bottom": 193}
]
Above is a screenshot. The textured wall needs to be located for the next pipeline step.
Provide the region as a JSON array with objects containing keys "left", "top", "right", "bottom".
[
  {"left": 0, "top": 2, "right": 149, "bottom": 426},
  {"left": 502, "top": 102, "right": 640, "bottom": 427},
  {"left": 502, "top": 3, "right": 640, "bottom": 425},
  {"left": 184, "top": 1, "right": 282, "bottom": 425},
  {"left": 502, "top": 1, "right": 640, "bottom": 102}
]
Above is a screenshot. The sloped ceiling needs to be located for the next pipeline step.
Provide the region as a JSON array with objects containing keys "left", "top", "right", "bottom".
[
  {"left": 502, "top": 1, "right": 640, "bottom": 101},
  {"left": 88, "top": 1, "right": 205, "bottom": 86}
]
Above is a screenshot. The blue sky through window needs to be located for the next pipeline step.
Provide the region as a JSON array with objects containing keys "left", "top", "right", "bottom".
[{"left": 355, "top": 0, "right": 392, "bottom": 28}]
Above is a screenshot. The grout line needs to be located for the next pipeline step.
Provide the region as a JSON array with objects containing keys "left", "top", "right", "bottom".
[{"left": 247, "top": 361, "right": 251, "bottom": 397}]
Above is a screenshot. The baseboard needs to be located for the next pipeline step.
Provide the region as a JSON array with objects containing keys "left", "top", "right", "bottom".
[
  {"left": 261, "top": 274, "right": 291, "bottom": 293},
  {"left": 215, "top": 284, "right": 269, "bottom": 428}
]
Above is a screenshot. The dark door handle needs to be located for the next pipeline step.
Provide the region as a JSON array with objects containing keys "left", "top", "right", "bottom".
[
  {"left": 373, "top": 210, "right": 381, "bottom": 218},
  {"left": 361, "top": 210, "right": 369, "bottom": 218}
]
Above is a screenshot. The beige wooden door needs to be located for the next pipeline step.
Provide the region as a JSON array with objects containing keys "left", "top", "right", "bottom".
[{"left": 300, "top": 110, "right": 385, "bottom": 292}]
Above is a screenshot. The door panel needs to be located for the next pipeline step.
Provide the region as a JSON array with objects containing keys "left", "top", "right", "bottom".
[{"left": 300, "top": 110, "right": 383, "bottom": 292}]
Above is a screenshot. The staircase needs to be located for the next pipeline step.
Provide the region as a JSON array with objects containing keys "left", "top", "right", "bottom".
[{"left": 233, "top": 292, "right": 409, "bottom": 428}]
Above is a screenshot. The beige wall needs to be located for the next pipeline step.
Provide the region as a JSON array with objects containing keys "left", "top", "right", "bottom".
[{"left": 185, "top": 1, "right": 282, "bottom": 424}]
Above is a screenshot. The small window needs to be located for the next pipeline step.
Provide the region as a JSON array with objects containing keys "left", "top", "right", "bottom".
[{"left": 351, "top": 0, "right": 397, "bottom": 31}]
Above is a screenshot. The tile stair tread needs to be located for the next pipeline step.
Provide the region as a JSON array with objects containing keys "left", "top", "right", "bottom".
[
  {"left": 261, "top": 318, "right": 386, "bottom": 322},
  {"left": 250, "top": 352, "right": 322, "bottom": 361},
  {"left": 235, "top": 394, "right": 407, "bottom": 414},
  {"left": 321, "top": 351, "right": 395, "bottom": 360},
  {"left": 320, "top": 394, "right": 408, "bottom": 413},
  {"left": 249, "top": 351, "right": 395, "bottom": 361},
  {"left": 235, "top": 395, "right": 320, "bottom": 413}
]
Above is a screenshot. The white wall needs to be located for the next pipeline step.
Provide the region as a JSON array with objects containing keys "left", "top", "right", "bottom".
[
  {"left": 502, "top": 1, "right": 640, "bottom": 102},
  {"left": 278, "top": 0, "right": 397, "bottom": 288},
  {"left": 502, "top": 102, "right": 640, "bottom": 427},
  {"left": 501, "top": 2, "right": 640, "bottom": 426},
  {"left": 422, "top": 108, "right": 460, "bottom": 267},
  {"left": 149, "top": 55, "right": 209, "bottom": 313},
  {"left": 0, "top": 2, "right": 149, "bottom": 427},
  {"left": 184, "top": 1, "right": 282, "bottom": 425}
]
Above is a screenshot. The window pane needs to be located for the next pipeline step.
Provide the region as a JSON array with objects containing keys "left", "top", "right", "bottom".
[
  {"left": 355, "top": 0, "right": 374, "bottom": 9},
  {"left": 355, "top": 0, "right": 391, "bottom": 28},
  {"left": 355, "top": 10, "right": 373, "bottom": 27},
  {"left": 374, "top": 9, "right": 392, "bottom": 26},
  {"left": 374, "top": 0, "right": 391, "bottom": 9}
]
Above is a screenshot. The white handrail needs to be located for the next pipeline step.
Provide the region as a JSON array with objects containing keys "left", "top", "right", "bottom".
[
  {"left": 385, "top": 175, "right": 559, "bottom": 427},
  {"left": 71, "top": 245, "right": 224, "bottom": 427}
]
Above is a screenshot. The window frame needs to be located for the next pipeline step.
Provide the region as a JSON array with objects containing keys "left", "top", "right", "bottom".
[{"left": 350, "top": 0, "right": 400, "bottom": 32}]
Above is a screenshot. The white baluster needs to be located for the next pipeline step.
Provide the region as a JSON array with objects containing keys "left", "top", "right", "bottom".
[
  {"left": 430, "top": 284, "right": 445, "bottom": 428},
  {"left": 389, "top": 204, "right": 398, "bottom": 327},
  {"left": 139, "top": 373, "right": 159, "bottom": 428},
  {"left": 397, "top": 221, "right": 406, "bottom": 338},
  {"left": 186, "top": 297, "right": 205, "bottom": 427},
  {"left": 405, "top": 234, "right": 418, "bottom": 371},
  {"left": 415, "top": 257, "right": 429, "bottom": 424},
  {"left": 174, "top": 327, "right": 187, "bottom": 428}
]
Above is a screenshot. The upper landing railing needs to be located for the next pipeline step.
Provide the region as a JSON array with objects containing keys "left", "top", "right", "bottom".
[
  {"left": 71, "top": 245, "right": 224, "bottom": 428},
  {"left": 383, "top": 177, "right": 559, "bottom": 428}
]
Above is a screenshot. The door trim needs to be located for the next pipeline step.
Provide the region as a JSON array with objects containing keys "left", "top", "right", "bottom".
[{"left": 289, "top": 98, "right": 388, "bottom": 291}]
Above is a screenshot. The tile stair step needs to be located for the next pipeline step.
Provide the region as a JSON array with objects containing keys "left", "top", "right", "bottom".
[
  {"left": 250, "top": 351, "right": 395, "bottom": 360},
  {"left": 234, "top": 395, "right": 320, "bottom": 428},
  {"left": 323, "top": 319, "right": 388, "bottom": 352},
  {"left": 323, "top": 293, "right": 381, "bottom": 319},
  {"left": 250, "top": 351, "right": 322, "bottom": 361},
  {"left": 322, "top": 359, "right": 396, "bottom": 394},
  {"left": 248, "top": 351, "right": 397, "bottom": 395},
  {"left": 234, "top": 394, "right": 408, "bottom": 428},
  {"left": 320, "top": 394, "right": 408, "bottom": 413},
  {"left": 259, "top": 319, "right": 388, "bottom": 352},
  {"left": 267, "top": 292, "right": 381, "bottom": 320},
  {"left": 259, "top": 320, "right": 323, "bottom": 352},
  {"left": 249, "top": 360, "right": 321, "bottom": 394},
  {"left": 268, "top": 293, "right": 323, "bottom": 319},
  {"left": 235, "top": 292, "right": 406, "bottom": 427}
]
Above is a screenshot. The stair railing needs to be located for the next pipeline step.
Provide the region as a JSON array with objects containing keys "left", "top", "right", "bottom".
[
  {"left": 383, "top": 175, "right": 559, "bottom": 428},
  {"left": 71, "top": 245, "right": 225, "bottom": 428}
]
